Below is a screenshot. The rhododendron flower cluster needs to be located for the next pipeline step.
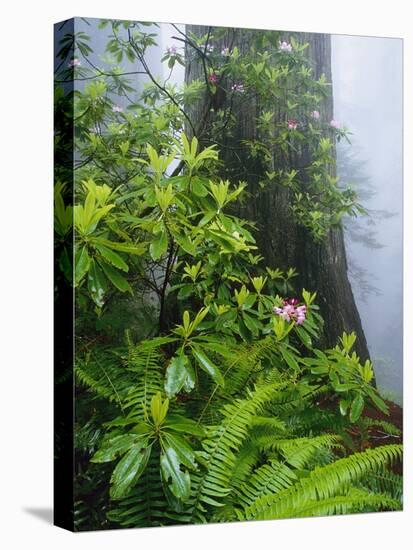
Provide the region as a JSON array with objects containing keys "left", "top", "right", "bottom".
[
  {"left": 330, "top": 119, "right": 341, "bottom": 129},
  {"left": 311, "top": 110, "right": 320, "bottom": 119},
  {"left": 209, "top": 73, "right": 218, "bottom": 84},
  {"left": 166, "top": 45, "right": 177, "bottom": 55},
  {"left": 287, "top": 119, "right": 298, "bottom": 130},
  {"left": 273, "top": 298, "right": 307, "bottom": 324},
  {"left": 279, "top": 41, "right": 293, "bottom": 52}
]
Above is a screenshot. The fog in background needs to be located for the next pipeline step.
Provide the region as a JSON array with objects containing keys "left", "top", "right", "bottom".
[{"left": 332, "top": 35, "right": 403, "bottom": 403}]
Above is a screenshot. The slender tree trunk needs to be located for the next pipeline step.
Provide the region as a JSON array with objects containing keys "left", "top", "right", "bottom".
[{"left": 185, "top": 26, "right": 370, "bottom": 361}]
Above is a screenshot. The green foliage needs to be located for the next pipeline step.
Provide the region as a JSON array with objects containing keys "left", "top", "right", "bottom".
[
  {"left": 55, "top": 19, "right": 402, "bottom": 531},
  {"left": 243, "top": 445, "right": 402, "bottom": 520}
]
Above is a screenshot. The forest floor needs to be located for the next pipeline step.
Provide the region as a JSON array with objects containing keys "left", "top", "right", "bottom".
[{"left": 355, "top": 400, "right": 403, "bottom": 474}]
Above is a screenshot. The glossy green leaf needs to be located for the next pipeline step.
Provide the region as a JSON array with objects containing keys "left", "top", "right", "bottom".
[
  {"left": 191, "top": 177, "right": 209, "bottom": 197},
  {"left": 110, "top": 442, "right": 151, "bottom": 499},
  {"left": 149, "top": 230, "right": 168, "bottom": 260},
  {"left": 165, "top": 355, "right": 189, "bottom": 397},
  {"left": 173, "top": 232, "right": 197, "bottom": 256},
  {"left": 165, "top": 415, "right": 205, "bottom": 437},
  {"left": 366, "top": 387, "right": 389, "bottom": 415},
  {"left": 74, "top": 246, "right": 90, "bottom": 286},
  {"left": 242, "top": 312, "right": 260, "bottom": 335},
  {"left": 339, "top": 398, "right": 350, "bottom": 416},
  {"left": 100, "top": 261, "right": 132, "bottom": 293},
  {"left": 150, "top": 392, "right": 169, "bottom": 425},
  {"left": 296, "top": 325, "right": 312, "bottom": 348},
  {"left": 94, "top": 243, "right": 128, "bottom": 272},
  {"left": 97, "top": 239, "right": 146, "bottom": 255},
  {"left": 91, "top": 434, "right": 139, "bottom": 463},
  {"left": 335, "top": 383, "right": 357, "bottom": 392},
  {"left": 163, "top": 433, "right": 197, "bottom": 469},
  {"left": 350, "top": 394, "right": 365, "bottom": 423},
  {"left": 280, "top": 346, "right": 299, "bottom": 371},
  {"left": 160, "top": 445, "right": 191, "bottom": 501},
  {"left": 182, "top": 362, "right": 196, "bottom": 392},
  {"left": 87, "top": 259, "right": 107, "bottom": 307},
  {"left": 192, "top": 347, "right": 224, "bottom": 387}
]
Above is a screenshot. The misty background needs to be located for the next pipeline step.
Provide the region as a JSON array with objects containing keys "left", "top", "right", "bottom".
[{"left": 332, "top": 35, "right": 403, "bottom": 403}]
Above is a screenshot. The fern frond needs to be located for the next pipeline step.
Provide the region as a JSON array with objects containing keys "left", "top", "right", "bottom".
[
  {"left": 250, "top": 415, "right": 287, "bottom": 434},
  {"left": 274, "top": 488, "right": 401, "bottom": 519},
  {"left": 212, "top": 336, "right": 283, "bottom": 398},
  {"left": 285, "top": 406, "right": 347, "bottom": 436},
  {"left": 228, "top": 441, "right": 260, "bottom": 492},
  {"left": 237, "top": 459, "right": 297, "bottom": 508},
  {"left": 364, "top": 418, "right": 402, "bottom": 437},
  {"left": 75, "top": 348, "right": 130, "bottom": 409},
  {"left": 362, "top": 471, "right": 403, "bottom": 501},
  {"left": 121, "top": 337, "right": 170, "bottom": 420},
  {"left": 245, "top": 444, "right": 402, "bottom": 520},
  {"left": 259, "top": 434, "right": 342, "bottom": 468},
  {"left": 188, "top": 383, "right": 287, "bottom": 522}
]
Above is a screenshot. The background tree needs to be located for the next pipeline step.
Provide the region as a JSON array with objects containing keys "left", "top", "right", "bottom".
[{"left": 184, "top": 26, "right": 370, "bottom": 360}]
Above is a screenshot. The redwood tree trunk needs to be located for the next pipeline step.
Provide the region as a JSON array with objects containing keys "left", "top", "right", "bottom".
[{"left": 185, "top": 26, "right": 370, "bottom": 361}]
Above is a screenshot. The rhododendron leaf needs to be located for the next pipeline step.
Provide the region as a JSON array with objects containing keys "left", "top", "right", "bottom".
[
  {"left": 335, "top": 383, "right": 357, "bottom": 392},
  {"left": 74, "top": 246, "right": 90, "bottom": 286},
  {"left": 165, "top": 354, "right": 189, "bottom": 397},
  {"left": 165, "top": 415, "right": 205, "bottom": 437},
  {"left": 160, "top": 445, "right": 191, "bottom": 501},
  {"left": 99, "top": 261, "right": 132, "bottom": 294},
  {"left": 339, "top": 399, "right": 351, "bottom": 416},
  {"left": 242, "top": 312, "right": 260, "bottom": 335},
  {"left": 94, "top": 243, "right": 129, "bottom": 272},
  {"left": 150, "top": 230, "right": 168, "bottom": 260},
  {"left": 110, "top": 442, "right": 151, "bottom": 499},
  {"left": 350, "top": 394, "right": 365, "bottom": 423},
  {"left": 280, "top": 346, "right": 299, "bottom": 371},
  {"left": 296, "top": 326, "right": 312, "bottom": 349},
  {"left": 192, "top": 347, "right": 224, "bottom": 387},
  {"left": 91, "top": 434, "right": 139, "bottom": 463},
  {"left": 87, "top": 259, "right": 107, "bottom": 307},
  {"left": 163, "top": 433, "right": 197, "bottom": 470},
  {"left": 191, "top": 177, "right": 209, "bottom": 197},
  {"left": 366, "top": 387, "right": 389, "bottom": 415}
]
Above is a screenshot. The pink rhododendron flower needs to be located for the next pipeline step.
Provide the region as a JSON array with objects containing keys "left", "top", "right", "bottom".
[
  {"left": 330, "top": 119, "right": 341, "bottom": 129},
  {"left": 287, "top": 119, "right": 298, "bottom": 130},
  {"left": 295, "top": 305, "right": 307, "bottom": 324},
  {"left": 166, "top": 45, "right": 177, "bottom": 55},
  {"left": 311, "top": 110, "right": 320, "bottom": 119},
  {"left": 273, "top": 298, "right": 307, "bottom": 324},
  {"left": 68, "top": 58, "right": 81, "bottom": 67},
  {"left": 279, "top": 41, "right": 292, "bottom": 52},
  {"left": 209, "top": 73, "right": 218, "bottom": 84},
  {"left": 231, "top": 82, "right": 245, "bottom": 93}
]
